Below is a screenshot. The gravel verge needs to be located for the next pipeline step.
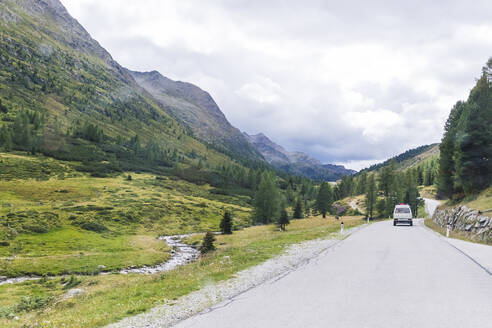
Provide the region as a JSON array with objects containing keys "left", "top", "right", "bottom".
[{"left": 107, "top": 225, "right": 365, "bottom": 328}]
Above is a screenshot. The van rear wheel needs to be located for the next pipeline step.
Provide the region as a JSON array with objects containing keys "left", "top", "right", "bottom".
[{"left": 393, "top": 221, "right": 396, "bottom": 226}]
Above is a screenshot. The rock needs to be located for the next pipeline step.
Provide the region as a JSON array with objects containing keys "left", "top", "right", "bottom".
[
  {"left": 64, "top": 288, "right": 85, "bottom": 299},
  {"left": 433, "top": 205, "right": 491, "bottom": 243},
  {"left": 98, "top": 265, "right": 106, "bottom": 270}
]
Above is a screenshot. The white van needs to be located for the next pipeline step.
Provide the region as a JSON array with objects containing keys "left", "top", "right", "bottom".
[{"left": 393, "top": 204, "right": 413, "bottom": 226}]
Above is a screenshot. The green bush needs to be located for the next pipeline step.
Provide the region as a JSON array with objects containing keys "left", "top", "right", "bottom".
[
  {"left": 2, "top": 211, "right": 60, "bottom": 234},
  {"left": 62, "top": 275, "right": 81, "bottom": 290},
  {"left": 13, "top": 295, "right": 53, "bottom": 313}
]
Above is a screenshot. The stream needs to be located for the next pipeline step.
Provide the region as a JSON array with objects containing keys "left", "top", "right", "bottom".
[{"left": 0, "top": 234, "right": 200, "bottom": 286}]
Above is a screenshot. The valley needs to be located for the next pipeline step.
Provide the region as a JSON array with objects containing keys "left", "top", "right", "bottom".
[{"left": 0, "top": 0, "right": 491, "bottom": 327}]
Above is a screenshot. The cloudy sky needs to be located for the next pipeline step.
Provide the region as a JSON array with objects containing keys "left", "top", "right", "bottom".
[{"left": 63, "top": 0, "right": 492, "bottom": 170}]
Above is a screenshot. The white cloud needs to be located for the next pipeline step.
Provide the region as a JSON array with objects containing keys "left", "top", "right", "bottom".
[
  {"left": 235, "top": 77, "right": 285, "bottom": 104},
  {"left": 61, "top": 0, "right": 492, "bottom": 170},
  {"left": 344, "top": 110, "right": 404, "bottom": 142}
]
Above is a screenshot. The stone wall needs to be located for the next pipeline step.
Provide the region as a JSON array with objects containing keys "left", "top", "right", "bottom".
[{"left": 432, "top": 205, "right": 492, "bottom": 243}]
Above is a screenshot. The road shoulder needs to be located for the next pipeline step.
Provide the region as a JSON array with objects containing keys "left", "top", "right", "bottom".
[
  {"left": 107, "top": 225, "right": 367, "bottom": 328},
  {"left": 422, "top": 220, "right": 492, "bottom": 275}
]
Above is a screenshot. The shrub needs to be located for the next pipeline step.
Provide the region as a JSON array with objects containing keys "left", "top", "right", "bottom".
[
  {"left": 72, "top": 217, "right": 108, "bottom": 232},
  {"left": 62, "top": 275, "right": 81, "bottom": 290},
  {"left": 13, "top": 296, "right": 53, "bottom": 313},
  {"left": 199, "top": 232, "right": 216, "bottom": 253}
]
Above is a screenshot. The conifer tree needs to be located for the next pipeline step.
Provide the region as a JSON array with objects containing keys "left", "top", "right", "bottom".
[
  {"left": 278, "top": 207, "right": 290, "bottom": 231},
  {"left": 365, "top": 174, "right": 377, "bottom": 219},
  {"left": 220, "top": 210, "right": 233, "bottom": 234},
  {"left": 0, "top": 125, "right": 12, "bottom": 150},
  {"left": 455, "top": 72, "right": 492, "bottom": 195},
  {"left": 293, "top": 198, "right": 304, "bottom": 219},
  {"left": 316, "top": 182, "right": 333, "bottom": 218},
  {"left": 253, "top": 171, "right": 280, "bottom": 224},
  {"left": 200, "top": 232, "right": 216, "bottom": 253},
  {"left": 438, "top": 101, "right": 464, "bottom": 198}
]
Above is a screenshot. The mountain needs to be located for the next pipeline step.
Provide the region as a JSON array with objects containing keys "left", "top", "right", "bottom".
[
  {"left": 244, "top": 133, "right": 356, "bottom": 181},
  {"left": 0, "top": 0, "right": 260, "bottom": 182},
  {"left": 129, "top": 70, "right": 262, "bottom": 161},
  {"left": 360, "top": 143, "right": 440, "bottom": 173}
]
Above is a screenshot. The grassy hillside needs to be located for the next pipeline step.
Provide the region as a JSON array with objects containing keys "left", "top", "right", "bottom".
[
  {"left": 0, "top": 0, "right": 262, "bottom": 182},
  {"left": 0, "top": 152, "right": 252, "bottom": 277}
]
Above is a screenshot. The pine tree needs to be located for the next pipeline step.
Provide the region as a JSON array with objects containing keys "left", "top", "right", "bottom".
[
  {"left": 285, "top": 184, "right": 295, "bottom": 205},
  {"left": 293, "top": 198, "right": 303, "bottom": 219},
  {"left": 405, "top": 171, "right": 419, "bottom": 217},
  {"left": 220, "top": 210, "right": 233, "bottom": 234},
  {"left": 455, "top": 71, "right": 492, "bottom": 195},
  {"left": 253, "top": 171, "right": 280, "bottom": 224},
  {"left": 365, "top": 174, "right": 377, "bottom": 219},
  {"left": 200, "top": 232, "right": 216, "bottom": 253},
  {"left": 12, "top": 111, "right": 31, "bottom": 150},
  {"left": 438, "top": 101, "right": 465, "bottom": 198},
  {"left": 417, "top": 166, "right": 424, "bottom": 185},
  {"left": 316, "top": 182, "right": 333, "bottom": 218},
  {"left": 356, "top": 171, "right": 368, "bottom": 195},
  {"left": 379, "top": 163, "right": 395, "bottom": 197},
  {"left": 0, "top": 99, "right": 7, "bottom": 113},
  {"left": 278, "top": 207, "right": 290, "bottom": 231},
  {"left": 0, "top": 125, "right": 12, "bottom": 150}
]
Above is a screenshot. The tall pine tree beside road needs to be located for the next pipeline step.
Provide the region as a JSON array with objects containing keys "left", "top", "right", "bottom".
[
  {"left": 316, "top": 182, "right": 333, "bottom": 218},
  {"left": 365, "top": 174, "right": 377, "bottom": 219},
  {"left": 438, "top": 58, "right": 492, "bottom": 199}
]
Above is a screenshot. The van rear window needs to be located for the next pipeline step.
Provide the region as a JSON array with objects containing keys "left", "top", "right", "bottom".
[{"left": 395, "top": 208, "right": 410, "bottom": 213}]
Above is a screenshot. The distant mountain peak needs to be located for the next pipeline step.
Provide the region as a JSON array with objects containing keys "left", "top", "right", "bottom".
[{"left": 244, "top": 132, "right": 356, "bottom": 181}]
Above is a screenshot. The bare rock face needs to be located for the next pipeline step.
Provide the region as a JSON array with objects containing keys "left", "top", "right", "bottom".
[
  {"left": 433, "top": 205, "right": 492, "bottom": 243},
  {"left": 130, "top": 70, "right": 262, "bottom": 161},
  {"left": 243, "top": 132, "right": 356, "bottom": 181}
]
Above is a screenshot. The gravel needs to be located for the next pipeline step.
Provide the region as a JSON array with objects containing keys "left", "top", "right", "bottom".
[
  {"left": 107, "top": 225, "right": 364, "bottom": 328},
  {"left": 118, "top": 235, "right": 200, "bottom": 275}
]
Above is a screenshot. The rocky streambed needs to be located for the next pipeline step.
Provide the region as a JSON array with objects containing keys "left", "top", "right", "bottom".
[
  {"left": 0, "top": 234, "right": 200, "bottom": 286},
  {"left": 119, "top": 234, "right": 200, "bottom": 275}
]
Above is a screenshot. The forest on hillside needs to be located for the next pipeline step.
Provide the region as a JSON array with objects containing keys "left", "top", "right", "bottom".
[{"left": 438, "top": 58, "right": 492, "bottom": 200}]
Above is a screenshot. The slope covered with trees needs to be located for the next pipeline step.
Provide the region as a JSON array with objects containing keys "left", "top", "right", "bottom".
[
  {"left": 0, "top": 0, "right": 271, "bottom": 191},
  {"left": 438, "top": 58, "right": 492, "bottom": 200}
]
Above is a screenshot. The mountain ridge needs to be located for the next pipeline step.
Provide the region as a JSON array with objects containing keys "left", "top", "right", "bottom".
[
  {"left": 243, "top": 132, "right": 356, "bottom": 181},
  {"left": 129, "top": 70, "right": 263, "bottom": 161}
]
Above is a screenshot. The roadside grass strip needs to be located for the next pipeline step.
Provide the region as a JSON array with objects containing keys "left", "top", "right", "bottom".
[{"left": 0, "top": 216, "right": 363, "bottom": 327}]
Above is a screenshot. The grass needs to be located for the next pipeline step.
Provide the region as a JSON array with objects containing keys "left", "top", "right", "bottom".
[
  {"left": 0, "top": 229, "right": 171, "bottom": 276},
  {"left": 334, "top": 195, "right": 366, "bottom": 215},
  {"left": 418, "top": 185, "right": 437, "bottom": 199},
  {"left": 462, "top": 186, "right": 492, "bottom": 213},
  {"left": 417, "top": 201, "right": 427, "bottom": 219},
  {"left": 0, "top": 215, "right": 364, "bottom": 327},
  {"left": 0, "top": 152, "right": 251, "bottom": 277}
]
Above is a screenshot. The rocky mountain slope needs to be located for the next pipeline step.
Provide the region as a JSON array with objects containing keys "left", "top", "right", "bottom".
[
  {"left": 130, "top": 70, "right": 262, "bottom": 161},
  {"left": 244, "top": 133, "right": 356, "bottom": 181},
  {"left": 0, "top": 0, "right": 255, "bottom": 179}
]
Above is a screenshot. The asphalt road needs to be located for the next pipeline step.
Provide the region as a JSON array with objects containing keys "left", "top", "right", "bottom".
[{"left": 175, "top": 219, "right": 492, "bottom": 328}]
